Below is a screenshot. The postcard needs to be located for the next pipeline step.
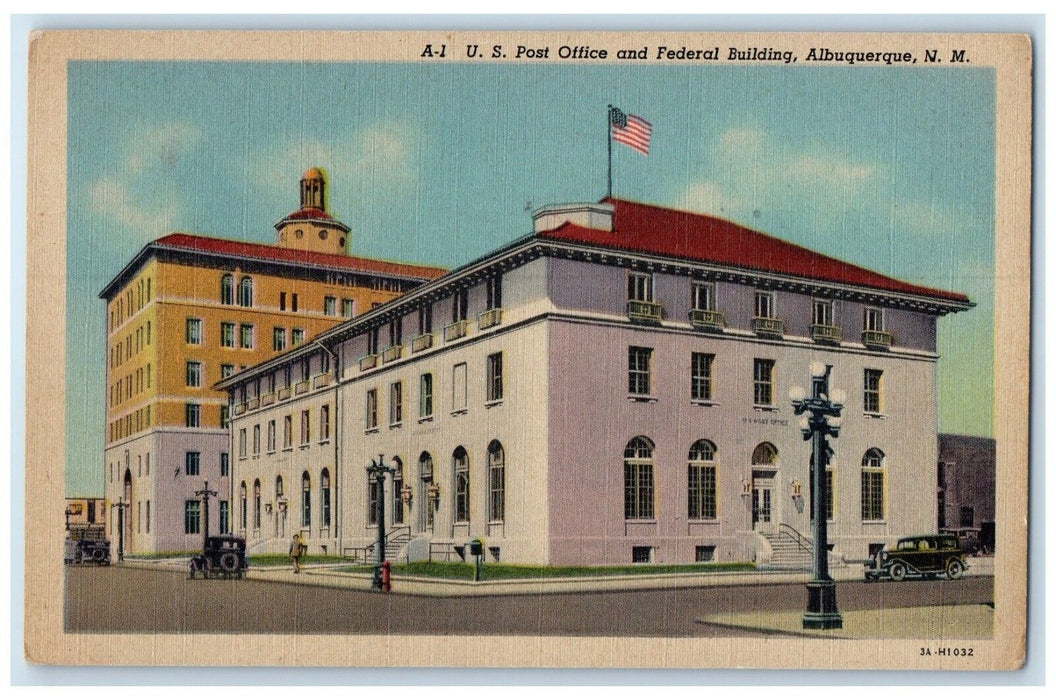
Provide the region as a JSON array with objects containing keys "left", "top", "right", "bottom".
[{"left": 25, "top": 29, "right": 1030, "bottom": 670}]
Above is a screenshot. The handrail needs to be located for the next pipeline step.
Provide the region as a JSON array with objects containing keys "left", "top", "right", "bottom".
[{"left": 778, "top": 523, "right": 813, "bottom": 554}]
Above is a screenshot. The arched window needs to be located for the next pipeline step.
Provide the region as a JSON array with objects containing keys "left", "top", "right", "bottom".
[
  {"left": 751, "top": 442, "right": 778, "bottom": 466},
  {"left": 253, "top": 479, "right": 261, "bottom": 530},
  {"left": 221, "top": 274, "right": 234, "bottom": 305},
  {"left": 239, "top": 481, "right": 247, "bottom": 531},
  {"left": 392, "top": 457, "right": 404, "bottom": 525},
  {"left": 488, "top": 441, "right": 505, "bottom": 522},
  {"left": 624, "top": 437, "right": 655, "bottom": 520},
  {"left": 861, "top": 449, "right": 885, "bottom": 521},
  {"left": 320, "top": 469, "right": 331, "bottom": 529},
  {"left": 276, "top": 475, "right": 284, "bottom": 498},
  {"left": 301, "top": 471, "right": 311, "bottom": 528},
  {"left": 238, "top": 276, "right": 254, "bottom": 307},
  {"left": 419, "top": 451, "right": 435, "bottom": 530},
  {"left": 453, "top": 447, "right": 470, "bottom": 523},
  {"left": 688, "top": 439, "right": 718, "bottom": 520}
]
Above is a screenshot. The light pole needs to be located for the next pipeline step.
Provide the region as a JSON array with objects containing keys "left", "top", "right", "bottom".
[
  {"left": 789, "top": 362, "right": 846, "bottom": 630},
  {"left": 110, "top": 499, "right": 130, "bottom": 561},
  {"left": 366, "top": 455, "right": 396, "bottom": 592},
  {"left": 195, "top": 481, "right": 218, "bottom": 547}
]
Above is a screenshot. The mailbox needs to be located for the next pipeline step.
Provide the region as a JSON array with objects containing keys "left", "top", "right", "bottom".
[{"left": 469, "top": 539, "right": 484, "bottom": 557}]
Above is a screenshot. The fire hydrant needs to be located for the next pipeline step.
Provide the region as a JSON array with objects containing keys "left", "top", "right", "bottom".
[{"left": 381, "top": 560, "right": 391, "bottom": 593}]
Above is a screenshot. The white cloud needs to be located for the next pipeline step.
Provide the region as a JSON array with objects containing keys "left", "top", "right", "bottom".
[
  {"left": 88, "top": 177, "right": 179, "bottom": 232},
  {"left": 126, "top": 121, "right": 202, "bottom": 175}
]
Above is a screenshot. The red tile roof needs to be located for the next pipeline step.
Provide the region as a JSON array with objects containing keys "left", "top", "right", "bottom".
[
  {"left": 536, "top": 198, "right": 969, "bottom": 304},
  {"left": 279, "top": 206, "right": 337, "bottom": 222},
  {"left": 153, "top": 232, "right": 446, "bottom": 280}
]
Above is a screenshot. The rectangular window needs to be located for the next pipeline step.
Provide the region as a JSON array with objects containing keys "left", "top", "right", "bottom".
[
  {"left": 240, "top": 324, "right": 255, "bottom": 349},
  {"left": 695, "top": 546, "right": 716, "bottom": 562},
  {"left": 220, "top": 452, "right": 230, "bottom": 477},
  {"left": 292, "top": 293, "right": 299, "bottom": 312},
  {"left": 185, "top": 451, "right": 200, "bottom": 476},
  {"left": 184, "top": 500, "right": 201, "bottom": 535},
  {"left": 342, "top": 298, "right": 355, "bottom": 318},
  {"left": 486, "top": 353, "right": 504, "bottom": 402},
  {"left": 221, "top": 363, "right": 235, "bottom": 379},
  {"left": 755, "top": 291, "right": 775, "bottom": 319},
  {"left": 186, "top": 318, "right": 202, "bottom": 344},
  {"left": 624, "top": 463, "right": 655, "bottom": 520},
  {"left": 419, "top": 373, "right": 434, "bottom": 418},
  {"left": 418, "top": 304, "right": 433, "bottom": 334},
  {"left": 220, "top": 404, "right": 230, "bottom": 429},
  {"left": 186, "top": 361, "right": 202, "bottom": 388},
  {"left": 366, "top": 389, "right": 378, "bottom": 429},
  {"left": 320, "top": 404, "right": 330, "bottom": 440},
  {"left": 266, "top": 420, "right": 276, "bottom": 452},
  {"left": 283, "top": 415, "right": 293, "bottom": 448},
  {"left": 688, "top": 464, "right": 717, "bottom": 519},
  {"left": 366, "top": 327, "right": 379, "bottom": 355},
  {"left": 753, "top": 359, "right": 775, "bottom": 406},
  {"left": 632, "top": 546, "right": 653, "bottom": 564},
  {"left": 486, "top": 274, "right": 503, "bottom": 310},
  {"left": 219, "top": 501, "right": 230, "bottom": 535},
  {"left": 389, "top": 318, "right": 403, "bottom": 347},
  {"left": 452, "top": 363, "right": 468, "bottom": 411},
  {"left": 691, "top": 353, "right": 714, "bottom": 402},
  {"left": 628, "top": 347, "right": 652, "bottom": 395},
  {"left": 453, "top": 289, "right": 468, "bottom": 322},
  {"left": 145, "top": 500, "right": 151, "bottom": 533},
  {"left": 864, "top": 369, "right": 883, "bottom": 413},
  {"left": 252, "top": 424, "right": 261, "bottom": 456},
  {"left": 185, "top": 403, "right": 201, "bottom": 427},
  {"left": 454, "top": 455, "right": 470, "bottom": 523},
  {"left": 390, "top": 381, "right": 403, "bottom": 425},
  {"left": 324, "top": 296, "right": 337, "bottom": 315},
  {"left": 813, "top": 299, "right": 833, "bottom": 326},
  {"left": 861, "top": 470, "right": 885, "bottom": 521},
  {"left": 692, "top": 282, "right": 715, "bottom": 311},
  {"left": 960, "top": 506, "right": 975, "bottom": 528},
  {"left": 239, "top": 428, "right": 247, "bottom": 458},
  {"left": 628, "top": 272, "right": 653, "bottom": 302},
  {"left": 292, "top": 328, "right": 306, "bottom": 346},
  {"left": 273, "top": 327, "right": 287, "bottom": 351},
  {"left": 864, "top": 307, "right": 884, "bottom": 332},
  {"left": 221, "top": 322, "right": 235, "bottom": 348},
  {"left": 300, "top": 409, "right": 310, "bottom": 445},
  {"left": 280, "top": 291, "right": 287, "bottom": 311}
]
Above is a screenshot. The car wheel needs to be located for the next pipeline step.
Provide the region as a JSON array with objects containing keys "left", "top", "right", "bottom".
[
  {"left": 947, "top": 559, "right": 965, "bottom": 580},
  {"left": 889, "top": 562, "right": 907, "bottom": 582},
  {"left": 219, "top": 552, "right": 239, "bottom": 573}
]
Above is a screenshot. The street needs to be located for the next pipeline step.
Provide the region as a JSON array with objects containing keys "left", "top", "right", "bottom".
[{"left": 64, "top": 565, "right": 994, "bottom": 637}]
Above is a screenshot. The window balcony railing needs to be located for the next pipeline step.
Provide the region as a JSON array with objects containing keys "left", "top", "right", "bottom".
[
  {"left": 752, "top": 316, "right": 785, "bottom": 338},
  {"left": 478, "top": 308, "right": 503, "bottom": 329},
  {"left": 233, "top": 403, "right": 246, "bottom": 416},
  {"left": 260, "top": 392, "right": 275, "bottom": 406},
  {"left": 444, "top": 319, "right": 469, "bottom": 342},
  {"left": 246, "top": 397, "right": 260, "bottom": 410},
  {"left": 381, "top": 345, "right": 403, "bottom": 363},
  {"left": 295, "top": 380, "right": 310, "bottom": 395},
  {"left": 689, "top": 308, "right": 725, "bottom": 331},
  {"left": 411, "top": 333, "right": 434, "bottom": 353},
  {"left": 359, "top": 354, "right": 378, "bottom": 371},
  {"left": 277, "top": 387, "right": 291, "bottom": 401},
  {"left": 627, "top": 299, "right": 664, "bottom": 323},
  {"left": 862, "top": 329, "right": 893, "bottom": 350},
  {"left": 811, "top": 324, "right": 843, "bottom": 344},
  {"left": 312, "top": 372, "right": 333, "bottom": 389}
]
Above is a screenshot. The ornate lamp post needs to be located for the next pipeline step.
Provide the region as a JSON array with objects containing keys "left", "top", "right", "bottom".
[
  {"left": 789, "top": 362, "right": 846, "bottom": 630},
  {"left": 366, "top": 455, "right": 396, "bottom": 592},
  {"left": 194, "top": 481, "right": 218, "bottom": 546},
  {"left": 110, "top": 498, "right": 130, "bottom": 561}
]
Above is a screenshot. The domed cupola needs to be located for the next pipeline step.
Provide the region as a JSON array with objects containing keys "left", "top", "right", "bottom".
[{"left": 275, "top": 167, "right": 351, "bottom": 255}]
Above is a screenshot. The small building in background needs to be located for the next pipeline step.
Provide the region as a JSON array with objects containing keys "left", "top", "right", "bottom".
[
  {"left": 938, "top": 433, "right": 996, "bottom": 553},
  {"left": 65, "top": 497, "right": 107, "bottom": 540}
]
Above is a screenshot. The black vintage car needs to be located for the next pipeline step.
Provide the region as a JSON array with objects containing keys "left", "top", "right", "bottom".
[
  {"left": 189, "top": 535, "right": 248, "bottom": 579},
  {"left": 864, "top": 534, "right": 968, "bottom": 582},
  {"left": 65, "top": 538, "right": 111, "bottom": 566}
]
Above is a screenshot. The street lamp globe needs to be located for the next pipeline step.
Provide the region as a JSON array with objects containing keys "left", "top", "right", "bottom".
[
  {"left": 830, "top": 388, "right": 847, "bottom": 406},
  {"left": 788, "top": 385, "right": 807, "bottom": 403},
  {"left": 810, "top": 361, "right": 827, "bottom": 378}
]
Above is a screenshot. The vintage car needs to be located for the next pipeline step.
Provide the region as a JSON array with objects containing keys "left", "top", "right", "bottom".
[
  {"left": 65, "top": 538, "right": 111, "bottom": 566},
  {"left": 189, "top": 535, "right": 248, "bottom": 579},
  {"left": 864, "top": 534, "right": 968, "bottom": 582}
]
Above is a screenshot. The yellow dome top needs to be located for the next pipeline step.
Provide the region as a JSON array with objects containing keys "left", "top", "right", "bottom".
[{"left": 302, "top": 167, "right": 325, "bottom": 181}]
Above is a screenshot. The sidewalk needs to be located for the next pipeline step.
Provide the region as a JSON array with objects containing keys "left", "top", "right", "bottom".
[{"left": 120, "top": 554, "right": 994, "bottom": 598}]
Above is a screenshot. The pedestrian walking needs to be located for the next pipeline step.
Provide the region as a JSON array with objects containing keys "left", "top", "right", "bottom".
[{"left": 290, "top": 533, "right": 306, "bottom": 574}]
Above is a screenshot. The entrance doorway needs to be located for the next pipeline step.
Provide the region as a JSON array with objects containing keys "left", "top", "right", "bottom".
[{"left": 752, "top": 481, "right": 773, "bottom": 532}]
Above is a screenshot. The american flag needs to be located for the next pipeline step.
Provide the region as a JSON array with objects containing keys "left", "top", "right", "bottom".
[{"left": 610, "top": 108, "right": 652, "bottom": 156}]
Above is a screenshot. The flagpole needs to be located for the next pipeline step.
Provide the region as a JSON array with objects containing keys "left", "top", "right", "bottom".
[{"left": 606, "top": 104, "right": 613, "bottom": 200}]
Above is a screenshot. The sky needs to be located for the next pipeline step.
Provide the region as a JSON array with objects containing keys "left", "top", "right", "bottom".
[{"left": 66, "top": 60, "right": 995, "bottom": 496}]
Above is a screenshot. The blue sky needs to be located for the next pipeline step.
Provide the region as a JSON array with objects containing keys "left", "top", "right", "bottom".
[{"left": 66, "top": 61, "right": 995, "bottom": 495}]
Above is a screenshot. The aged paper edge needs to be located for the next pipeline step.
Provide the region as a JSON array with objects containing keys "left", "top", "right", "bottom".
[{"left": 24, "top": 29, "right": 1032, "bottom": 670}]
